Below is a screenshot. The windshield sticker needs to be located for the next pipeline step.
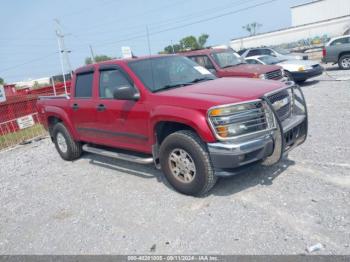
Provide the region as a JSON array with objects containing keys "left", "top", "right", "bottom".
[{"left": 194, "top": 66, "right": 211, "bottom": 75}]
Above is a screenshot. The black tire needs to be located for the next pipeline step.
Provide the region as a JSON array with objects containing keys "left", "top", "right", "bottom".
[
  {"left": 338, "top": 55, "right": 350, "bottom": 70},
  {"left": 52, "top": 122, "right": 82, "bottom": 161},
  {"left": 159, "top": 130, "right": 217, "bottom": 196}
]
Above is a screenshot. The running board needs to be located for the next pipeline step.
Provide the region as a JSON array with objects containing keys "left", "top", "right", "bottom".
[{"left": 82, "top": 144, "right": 154, "bottom": 164}]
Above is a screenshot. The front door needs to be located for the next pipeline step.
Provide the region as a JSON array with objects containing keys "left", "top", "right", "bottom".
[{"left": 93, "top": 65, "right": 150, "bottom": 152}]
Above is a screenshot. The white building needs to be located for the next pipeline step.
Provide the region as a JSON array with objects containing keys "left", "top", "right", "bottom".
[{"left": 230, "top": 0, "right": 350, "bottom": 51}]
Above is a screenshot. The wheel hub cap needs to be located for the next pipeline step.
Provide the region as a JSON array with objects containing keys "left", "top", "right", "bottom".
[
  {"left": 57, "top": 132, "right": 68, "bottom": 153},
  {"left": 168, "top": 149, "right": 196, "bottom": 183},
  {"left": 342, "top": 58, "right": 350, "bottom": 68}
]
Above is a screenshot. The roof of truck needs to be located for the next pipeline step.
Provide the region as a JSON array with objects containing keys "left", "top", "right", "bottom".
[{"left": 74, "top": 54, "right": 176, "bottom": 73}]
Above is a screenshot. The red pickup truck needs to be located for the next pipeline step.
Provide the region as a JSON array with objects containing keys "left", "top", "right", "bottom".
[
  {"left": 181, "top": 48, "right": 285, "bottom": 81},
  {"left": 37, "top": 55, "right": 308, "bottom": 196}
]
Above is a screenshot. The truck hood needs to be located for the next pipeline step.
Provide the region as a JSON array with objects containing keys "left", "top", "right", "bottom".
[
  {"left": 154, "top": 77, "right": 288, "bottom": 110},
  {"left": 221, "top": 64, "right": 281, "bottom": 76}
]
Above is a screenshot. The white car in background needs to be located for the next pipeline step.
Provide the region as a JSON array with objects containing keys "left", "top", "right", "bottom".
[
  {"left": 238, "top": 47, "right": 309, "bottom": 61},
  {"left": 245, "top": 55, "right": 324, "bottom": 83}
]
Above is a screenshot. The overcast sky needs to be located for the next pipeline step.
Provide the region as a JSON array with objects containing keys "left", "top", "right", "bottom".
[{"left": 0, "top": 0, "right": 306, "bottom": 83}]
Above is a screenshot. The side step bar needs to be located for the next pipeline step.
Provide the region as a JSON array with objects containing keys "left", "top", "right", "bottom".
[{"left": 82, "top": 144, "right": 154, "bottom": 164}]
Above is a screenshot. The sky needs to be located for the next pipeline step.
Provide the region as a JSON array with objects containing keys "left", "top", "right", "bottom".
[{"left": 0, "top": 0, "right": 307, "bottom": 83}]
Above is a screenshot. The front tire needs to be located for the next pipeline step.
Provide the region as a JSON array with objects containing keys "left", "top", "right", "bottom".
[
  {"left": 338, "top": 55, "right": 350, "bottom": 70},
  {"left": 159, "top": 130, "right": 217, "bottom": 196},
  {"left": 53, "top": 122, "right": 82, "bottom": 161}
]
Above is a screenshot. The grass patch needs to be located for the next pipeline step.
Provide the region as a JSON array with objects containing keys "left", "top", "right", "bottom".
[{"left": 0, "top": 124, "right": 47, "bottom": 150}]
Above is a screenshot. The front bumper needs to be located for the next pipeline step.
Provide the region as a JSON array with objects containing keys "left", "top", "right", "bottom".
[
  {"left": 291, "top": 66, "right": 324, "bottom": 81},
  {"left": 207, "top": 85, "right": 308, "bottom": 177}
]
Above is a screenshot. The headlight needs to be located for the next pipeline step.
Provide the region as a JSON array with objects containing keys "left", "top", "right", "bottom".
[
  {"left": 208, "top": 101, "right": 276, "bottom": 140},
  {"left": 259, "top": 74, "right": 266, "bottom": 79}
]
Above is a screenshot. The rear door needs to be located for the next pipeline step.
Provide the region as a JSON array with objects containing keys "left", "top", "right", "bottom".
[
  {"left": 93, "top": 64, "right": 150, "bottom": 152},
  {"left": 70, "top": 67, "right": 98, "bottom": 142}
]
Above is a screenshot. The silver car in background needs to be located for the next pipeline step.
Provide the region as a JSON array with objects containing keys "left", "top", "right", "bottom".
[
  {"left": 239, "top": 47, "right": 308, "bottom": 61},
  {"left": 245, "top": 55, "right": 323, "bottom": 83}
]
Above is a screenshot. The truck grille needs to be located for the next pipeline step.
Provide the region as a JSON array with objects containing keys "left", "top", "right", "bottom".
[
  {"left": 265, "top": 70, "right": 283, "bottom": 80},
  {"left": 268, "top": 89, "right": 292, "bottom": 121}
]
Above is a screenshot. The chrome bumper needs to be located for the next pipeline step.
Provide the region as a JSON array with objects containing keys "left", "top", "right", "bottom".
[{"left": 207, "top": 114, "right": 307, "bottom": 177}]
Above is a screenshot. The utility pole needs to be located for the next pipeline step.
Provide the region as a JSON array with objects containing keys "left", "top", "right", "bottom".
[
  {"left": 89, "top": 45, "right": 96, "bottom": 63},
  {"left": 170, "top": 40, "right": 175, "bottom": 54},
  {"left": 54, "top": 19, "right": 72, "bottom": 95}
]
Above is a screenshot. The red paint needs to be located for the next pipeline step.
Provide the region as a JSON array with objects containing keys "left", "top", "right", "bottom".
[
  {"left": 37, "top": 56, "right": 288, "bottom": 154},
  {"left": 180, "top": 49, "right": 282, "bottom": 78}
]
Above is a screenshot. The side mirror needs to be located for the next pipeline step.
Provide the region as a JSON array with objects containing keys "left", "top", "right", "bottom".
[{"left": 113, "top": 86, "right": 140, "bottom": 101}]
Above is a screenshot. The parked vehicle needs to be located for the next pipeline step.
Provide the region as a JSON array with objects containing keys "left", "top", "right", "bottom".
[
  {"left": 37, "top": 55, "right": 308, "bottom": 196},
  {"left": 239, "top": 47, "right": 308, "bottom": 61},
  {"left": 245, "top": 55, "right": 323, "bottom": 83},
  {"left": 322, "top": 34, "right": 350, "bottom": 69},
  {"left": 180, "top": 49, "right": 285, "bottom": 81}
]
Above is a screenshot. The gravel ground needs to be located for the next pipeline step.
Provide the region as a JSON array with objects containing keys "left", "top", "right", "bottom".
[{"left": 0, "top": 66, "right": 349, "bottom": 255}]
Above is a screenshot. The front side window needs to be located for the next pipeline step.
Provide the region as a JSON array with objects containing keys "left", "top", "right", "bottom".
[
  {"left": 260, "top": 49, "right": 273, "bottom": 55},
  {"left": 75, "top": 72, "right": 94, "bottom": 98},
  {"left": 211, "top": 51, "right": 245, "bottom": 68},
  {"left": 128, "top": 56, "right": 216, "bottom": 92},
  {"left": 99, "top": 69, "right": 132, "bottom": 98}
]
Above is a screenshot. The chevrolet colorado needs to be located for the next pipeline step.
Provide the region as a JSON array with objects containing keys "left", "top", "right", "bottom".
[{"left": 37, "top": 55, "right": 308, "bottom": 196}]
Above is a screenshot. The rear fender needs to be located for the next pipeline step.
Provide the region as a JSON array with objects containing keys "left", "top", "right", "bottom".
[{"left": 44, "top": 106, "right": 79, "bottom": 140}]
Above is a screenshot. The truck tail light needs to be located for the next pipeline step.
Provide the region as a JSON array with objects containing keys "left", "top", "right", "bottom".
[{"left": 322, "top": 48, "right": 326, "bottom": 57}]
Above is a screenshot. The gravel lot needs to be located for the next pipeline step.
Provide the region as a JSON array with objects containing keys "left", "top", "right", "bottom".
[{"left": 0, "top": 66, "right": 349, "bottom": 255}]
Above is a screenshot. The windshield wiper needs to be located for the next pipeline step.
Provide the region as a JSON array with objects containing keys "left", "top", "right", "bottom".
[
  {"left": 186, "top": 77, "right": 215, "bottom": 84},
  {"left": 154, "top": 83, "right": 186, "bottom": 92}
]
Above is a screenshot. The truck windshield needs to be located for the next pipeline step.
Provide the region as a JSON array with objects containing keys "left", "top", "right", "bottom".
[
  {"left": 128, "top": 56, "right": 216, "bottom": 92},
  {"left": 211, "top": 51, "right": 246, "bottom": 68}
]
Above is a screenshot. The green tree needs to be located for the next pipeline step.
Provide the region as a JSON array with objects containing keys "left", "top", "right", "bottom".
[
  {"left": 180, "top": 36, "right": 199, "bottom": 51},
  {"left": 198, "top": 34, "right": 209, "bottom": 48},
  {"left": 161, "top": 34, "right": 210, "bottom": 54},
  {"left": 242, "top": 22, "right": 262, "bottom": 36},
  {"left": 85, "top": 55, "right": 114, "bottom": 65},
  {"left": 0, "top": 77, "right": 4, "bottom": 85}
]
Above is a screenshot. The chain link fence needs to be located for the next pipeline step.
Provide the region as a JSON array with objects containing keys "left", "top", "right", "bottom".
[{"left": 0, "top": 81, "right": 70, "bottom": 151}]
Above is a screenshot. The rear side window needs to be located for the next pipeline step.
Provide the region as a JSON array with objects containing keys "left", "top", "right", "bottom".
[
  {"left": 331, "top": 37, "right": 350, "bottom": 46},
  {"left": 75, "top": 72, "right": 94, "bottom": 98},
  {"left": 247, "top": 49, "right": 261, "bottom": 57}
]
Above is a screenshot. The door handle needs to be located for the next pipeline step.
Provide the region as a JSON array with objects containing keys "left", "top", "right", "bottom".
[
  {"left": 97, "top": 104, "right": 106, "bottom": 112},
  {"left": 72, "top": 103, "right": 79, "bottom": 111}
]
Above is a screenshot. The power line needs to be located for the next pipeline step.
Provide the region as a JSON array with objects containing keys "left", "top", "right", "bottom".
[
  {"left": 89, "top": 0, "right": 279, "bottom": 49},
  {"left": 0, "top": 52, "right": 58, "bottom": 74}
]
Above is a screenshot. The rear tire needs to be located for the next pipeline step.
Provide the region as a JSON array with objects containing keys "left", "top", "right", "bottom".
[
  {"left": 53, "top": 122, "right": 82, "bottom": 161},
  {"left": 159, "top": 130, "right": 217, "bottom": 196},
  {"left": 338, "top": 55, "right": 350, "bottom": 70}
]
